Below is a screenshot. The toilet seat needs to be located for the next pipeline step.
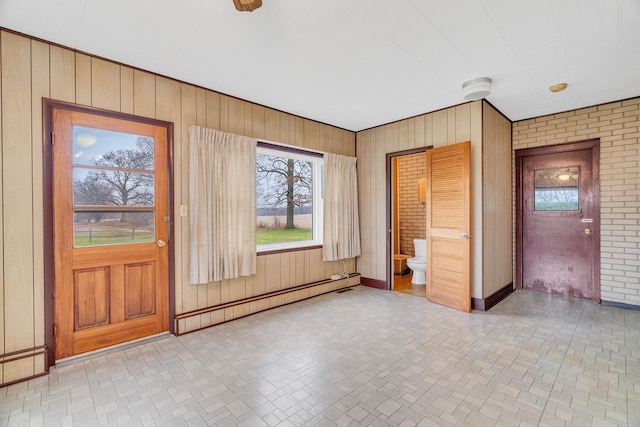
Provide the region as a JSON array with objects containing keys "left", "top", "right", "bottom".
[
  {"left": 407, "top": 239, "right": 427, "bottom": 285},
  {"left": 407, "top": 257, "right": 425, "bottom": 266}
]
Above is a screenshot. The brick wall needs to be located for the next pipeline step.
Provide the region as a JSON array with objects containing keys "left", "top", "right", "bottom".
[
  {"left": 513, "top": 97, "right": 640, "bottom": 306},
  {"left": 397, "top": 152, "right": 426, "bottom": 256}
]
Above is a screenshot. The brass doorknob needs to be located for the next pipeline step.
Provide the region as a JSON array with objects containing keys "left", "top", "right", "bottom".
[
  {"left": 157, "top": 239, "right": 167, "bottom": 247},
  {"left": 584, "top": 229, "right": 592, "bottom": 235}
]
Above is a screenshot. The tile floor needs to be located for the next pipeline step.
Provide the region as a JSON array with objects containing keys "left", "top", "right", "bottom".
[{"left": 1, "top": 286, "right": 639, "bottom": 426}]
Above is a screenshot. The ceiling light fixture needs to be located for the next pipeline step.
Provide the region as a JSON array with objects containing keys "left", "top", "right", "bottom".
[
  {"left": 233, "top": 0, "right": 262, "bottom": 12},
  {"left": 462, "top": 77, "right": 492, "bottom": 101},
  {"left": 549, "top": 83, "right": 568, "bottom": 93}
]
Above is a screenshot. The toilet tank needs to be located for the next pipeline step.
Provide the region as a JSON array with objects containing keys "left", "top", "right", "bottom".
[{"left": 413, "top": 239, "right": 427, "bottom": 258}]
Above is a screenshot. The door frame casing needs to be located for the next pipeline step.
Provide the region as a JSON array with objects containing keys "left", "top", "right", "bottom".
[
  {"left": 515, "top": 139, "right": 600, "bottom": 300},
  {"left": 43, "top": 99, "right": 176, "bottom": 367}
]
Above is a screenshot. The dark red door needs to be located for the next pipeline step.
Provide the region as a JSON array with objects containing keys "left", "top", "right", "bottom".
[{"left": 518, "top": 141, "right": 600, "bottom": 300}]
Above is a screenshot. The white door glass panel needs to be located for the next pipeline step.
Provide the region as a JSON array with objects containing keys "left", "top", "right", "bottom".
[
  {"left": 71, "top": 125, "right": 156, "bottom": 247},
  {"left": 534, "top": 167, "right": 579, "bottom": 211}
]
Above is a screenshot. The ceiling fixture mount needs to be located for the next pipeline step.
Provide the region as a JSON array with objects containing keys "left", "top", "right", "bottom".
[
  {"left": 462, "top": 77, "right": 492, "bottom": 101},
  {"left": 549, "top": 83, "right": 568, "bottom": 93},
  {"left": 233, "top": 0, "right": 262, "bottom": 12}
]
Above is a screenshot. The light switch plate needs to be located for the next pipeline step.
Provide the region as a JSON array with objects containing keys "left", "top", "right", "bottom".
[{"left": 180, "top": 205, "right": 188, "bottom": 217}]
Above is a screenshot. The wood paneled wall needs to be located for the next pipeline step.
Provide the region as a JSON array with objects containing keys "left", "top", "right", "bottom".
[
  {"left": 356, "top": 101, "right": 512, "bottom": 300},
  {"left": 0, "top": 30, "right": 356, "bottom": 385},
  {"left": 482, "top": 103, "right": 513, "bottom": 297}
]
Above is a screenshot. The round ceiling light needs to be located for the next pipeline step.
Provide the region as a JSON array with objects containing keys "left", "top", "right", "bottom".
[
  {"left": 549, "top": 83, "right": 568, "bottom": 93},
  {"left": 462, "top": 77, "right": 492, "bottom": 101}
]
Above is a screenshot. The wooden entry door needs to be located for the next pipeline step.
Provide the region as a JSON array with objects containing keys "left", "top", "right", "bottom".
[
  {"left": 52, "top": 108, "right": 170, "bottom": 359},
  {"left": 425, "top": 141, "right": 471, "bottom": 312},
  {"left": 517, "top": 140, "right": 600, "bottom": 300}
]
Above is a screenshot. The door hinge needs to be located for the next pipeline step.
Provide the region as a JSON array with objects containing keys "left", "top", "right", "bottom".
[
  {"left": 53, "top": 324, "right": 57, "bottom": 338},
  {"left": 51, "top": 132, "right": 55, "bottom": 146}
]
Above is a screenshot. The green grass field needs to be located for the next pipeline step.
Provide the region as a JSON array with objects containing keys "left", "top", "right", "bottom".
[
  {"left": 257, "top": 228, "right": 312, "bottom": 245},
  {"left": 74, "top": 231, "right": 154, "bottom": 247},
  {"left": 75, "top": 228, "right": 311, "bottom": 246}
]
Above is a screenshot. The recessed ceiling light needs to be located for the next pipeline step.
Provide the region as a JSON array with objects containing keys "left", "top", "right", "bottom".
[{"left": 549, "top": 83, "right": 568, "bottom": 93}]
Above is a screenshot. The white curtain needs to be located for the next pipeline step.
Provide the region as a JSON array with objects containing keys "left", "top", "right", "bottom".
[
  {"left": 188, "top": 125, "right": 257, "bottom": 284},
  {"left": 323, "top": 153, "right": 361, "bottom": 261}
]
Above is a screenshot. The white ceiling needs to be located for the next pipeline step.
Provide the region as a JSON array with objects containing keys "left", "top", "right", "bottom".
[{"left": 1, "top": 0, "right": 639, "bottom": 132}]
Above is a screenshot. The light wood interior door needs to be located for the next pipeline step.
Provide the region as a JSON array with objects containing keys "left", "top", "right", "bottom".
[
  {"left": 426, "top": 141, "right": 471, "bottom": 312},
  {"left": 53, "top": 108, "right": 169, "bottom": 359}
]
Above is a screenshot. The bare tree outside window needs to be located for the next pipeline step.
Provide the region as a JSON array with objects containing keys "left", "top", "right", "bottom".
[
  {"left": 256, "top": 150, "right": 316, "bottom": 246},
  {"left": 74, "top": 136, "right": 154, "bottom": 210},
  {"left": 73, "top": 133, "right": 155, "bottom": 246},
  {"left": 534, "top": 188, "right": 579, "bottom": 210}
]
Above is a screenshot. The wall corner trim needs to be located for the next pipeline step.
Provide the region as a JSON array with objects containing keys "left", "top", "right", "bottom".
[
  {"left": 360, "top": 277, "right": 387, "bottom": 290},
  {"left": 472, "top": 283, "right": 514, "bottom": 311}
]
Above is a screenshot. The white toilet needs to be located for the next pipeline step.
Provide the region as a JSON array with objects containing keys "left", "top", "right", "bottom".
[{"left": 407, "top": 238, "right": 427, "bottom": 285}]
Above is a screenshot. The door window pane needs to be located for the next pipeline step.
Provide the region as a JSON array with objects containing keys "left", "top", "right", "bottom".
[
  {"left": 73, "top": 169, "right": 154, "bottom": 206},
  {"left": 534, "top": 167, "right": 579, "bottom": 211},
  {"left": 72, "top": 126, "right": 154, "bottom": 169},
  {"left": 73, "top": 211, "right": 154, "bottom": 247},
  {"left": 71, "top": 125, "right": 156, "bottom": 247}
]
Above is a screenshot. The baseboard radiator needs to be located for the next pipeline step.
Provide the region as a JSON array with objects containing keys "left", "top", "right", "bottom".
[
  {"left": 0, "top": 345, "right": 48, "bottom": 387},
  {"left": 175, "top": 273, "right": 361, "bottom": 335}
]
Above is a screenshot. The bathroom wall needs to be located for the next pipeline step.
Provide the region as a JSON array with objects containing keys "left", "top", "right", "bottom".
[{"left": 397, "top": 152, "right": 426, "bottom": 256}]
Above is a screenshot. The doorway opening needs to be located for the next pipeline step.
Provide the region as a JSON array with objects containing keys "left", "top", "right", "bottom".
[
  {"left": 515, "top": 139, "right": 600, "bottom": 301},
  {"left": 386, "top": 148, "right": 428, "bottom": 298},
  {"left": 386, "top": 142, "right": 473, "bottom": 312}
]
